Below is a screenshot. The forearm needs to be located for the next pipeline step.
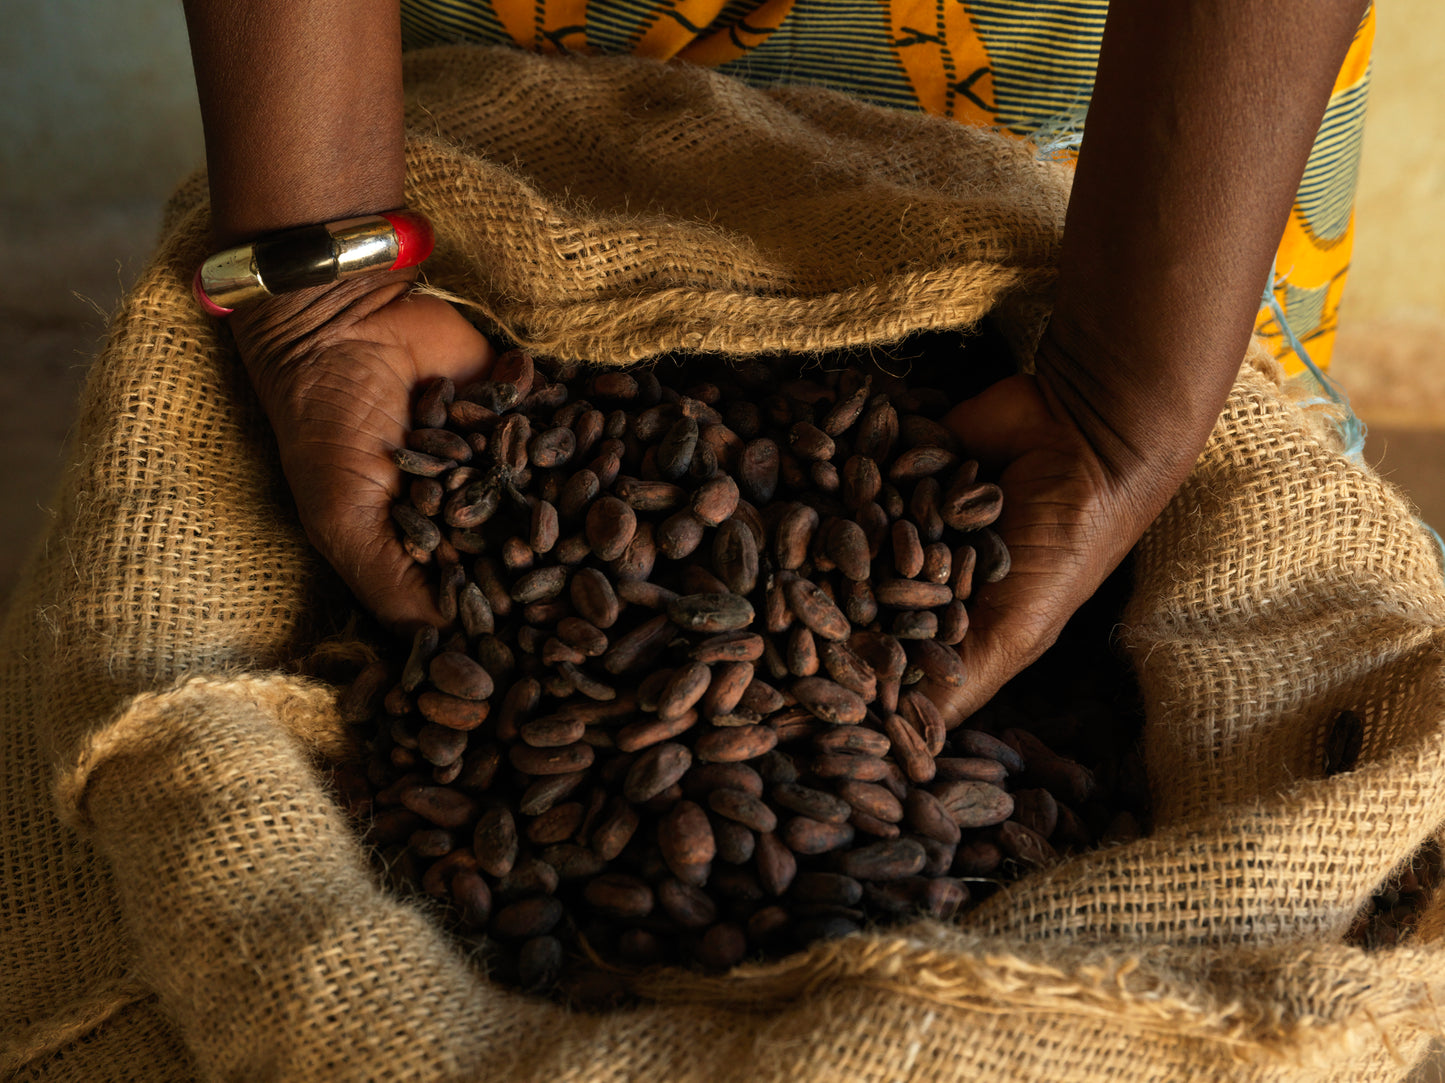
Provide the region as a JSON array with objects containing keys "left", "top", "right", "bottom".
[
  {"left": 181, "top": 0, "right": 406, "bottom": 247},
  {"left": 1042, "top": 0, "right": 1368, "bottom": 490}
]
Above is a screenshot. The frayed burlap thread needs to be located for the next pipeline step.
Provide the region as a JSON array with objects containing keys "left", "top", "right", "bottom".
[{"left": 3, "top": 45, "right": 1445, "bottom": 1081}]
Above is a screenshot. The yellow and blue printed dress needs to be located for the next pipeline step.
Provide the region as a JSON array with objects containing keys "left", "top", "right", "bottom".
[{"left": 401, "top": 0, "right": 1374, "bottom": 375}]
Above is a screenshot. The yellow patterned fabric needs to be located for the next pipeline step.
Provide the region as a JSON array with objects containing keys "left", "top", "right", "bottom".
[{"left": 400, "top": 0, "right": 1374, "bottom": 374}]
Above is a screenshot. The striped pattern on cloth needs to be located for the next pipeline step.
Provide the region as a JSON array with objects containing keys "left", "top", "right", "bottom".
[{"left": 399, "top": 0, "right": 1374, "bottom": 374}]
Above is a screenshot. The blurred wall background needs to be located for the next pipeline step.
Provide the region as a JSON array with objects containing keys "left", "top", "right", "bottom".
[
  {"left": 1330, "top": 1, "right": 1445, "bottom": 428},
  {"left": 0, "top": 0, "right": 1440, "bottom": 603}
]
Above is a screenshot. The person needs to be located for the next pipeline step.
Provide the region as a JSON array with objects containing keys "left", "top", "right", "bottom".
[{"left": 180, "top": 0, "right": 1373, "bottom": 722}]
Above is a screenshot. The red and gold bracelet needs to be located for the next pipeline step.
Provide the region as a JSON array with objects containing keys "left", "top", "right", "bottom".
[{"left": 192, "top": 210, "right": 435, "bottom": 317}]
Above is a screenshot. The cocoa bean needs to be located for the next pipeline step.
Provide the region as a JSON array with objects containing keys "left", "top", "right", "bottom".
[
  {"left": 783, "top": 577, "right": 850, "bottom": 642},
  {"left": 492, "top": 896, "right": 563, "bottom": 940},
  {"left": 408, "top": 476, "right": 444, "bottom": 518},
  {"left": 951, "top": 839, "right": 1003, "bottom": 877},
  {"left": 416, "top": 691, "right": 490, "bottom": 732},
  {"left": 932, "top": 780, "right": 1014, "bottom": 828},
  {"left": 791, "top": 676, "right": 866, "bottom": 726},
  {"left": 428, "top": 651, "right": 495, "bottom": 701},
  {"left": 873, "top": 579, "right": 953, "bottom": 609},
  {"left": 970, "top": 526, "right": 1011, "bottom": 584},
  {"left": 694, "top": 724, "right": 778, "bottom": 763},
  {"left": 585, "top": 496, "right": 637, "bottom": 561},
  {"left": 937, "top": 600, "right": 969, "bottom": 645},
  {"left": 658, "top": 661, "right": 713, "bottom": 719},
  {"left": 736, "top": 438, "right": 780, "bottom": 504},
  {"left": 590, "top": 797, "right": 640, "bottom": 861},
  {"left": 811, "top": 751, "right": 889, "bottom": 782},
  {"left": 890, "top": 519, "right": 924, "bottom": 578},
  {"left": 706, "top": 787, "right": 778, "bottom": 833},
  {"left": 821, "top": 381, "right": 871, "bottom": 437},
  {"left": 684, "top": 762, "right": 765, "bottom": 799},
  {"left": 852, "top": 400, "right": 897, "bottom": 461},
  {"left": 953, "top": 729, "right": 1025, "bottom": 774},
  {"left": 780, "top": 817, "right": 855, "bottom": 855},
  {"left": 840, "top": 455, "right": 882, "bottom": 511},
  {"left": 998, "top": 820, "right": 1060, "bottom": 870},
  {"left": 584, "top": 873, "right": 656, "bottom": 918},
  {"left": 417, "top": 723, "right": 468, "bottom": 768},
  {"left": 711, "top": 816, "right": 756, "bottom": 864},
  {"left": 518, "top": 714, "right": 586, "bottom": 748},
  {"left": 888, "top": 445, "right": 958, "bottom": 483},
  {"left": 400, "top": 784, "right": 478, "bottom": 829},
  {"left": 519, "top": 770, "right": 588, "bottom": 817},
  {"left": 615, "top": 476, "right": 687, "bottom": 512},
  {"left": 407, "top": 427, "right": 473, "bottom": 464},
  {"left": 527, "top": 802, "right": 584, "bottom": 845},
  {"left": 813, "top": 725, "right": 890, "bottom": 758},
  {"left": 904, "top": 789, "right": 962, "bottom": 845},
  {"left": 818, "top": 640, "right": 877, "bottom": 701},
  {"left": 690, "top": 630, "right": 765, "bottom": 663},
  {"left": 786, "top": 625, "right": 820, "bottom": 677},
  {"left": 933, "top": 756, "right": 1008, "bottom": 784},
  {"left": 825, "top": 518, "right": 871, "bottom": 581},
  {"left": 754, "top": 830, "right": 799, "bottom": 896},
  {"left": 667, "top": 593, "right": 755, "bottom": 634},
  {"left": 623, "top": 742, "right": 693, "bottom": 803},
  {"left": 899, "top": 690, "right": 947, "bottom": 756},
  {"left": 691, "top": 474, "right": 740, "bottom": 526},
  {"left": 910, "top": 639, "right": 967, "bottom": 690},
  {"left": 771, "top": 782, "right": 851, "bottom": 824},
  {"left": 837, "top": 779, "right": 904, "bottom": 823},
  {"left": 394, "top": 447, "right": 453, "bottom": 478},
  {"left": 414, "top": 376, "right": 454, "bottom": 429},
  {"left": 614, "top": 708, "right": 700, "bottom": 753},
  {"left": 736, "top": 678, "right": 785, "bottom": 716},
  {"left": 602, "top": 613, "right": 675, "bottom": 674},
  {"left": 509, "top": 742, "right": 596, "bottom": 776},
  {"left": 700, "top": 660, "right": 753, "bottom": 717},
  {"left": 658, "top": 800, "right": 716, "bottom": 873},
  {"left": 658, "top": 878, "right": 719, "bottom": 927},
  {"left": 657, "top": 416, "right": 700, "bottom": 479},
  {"left": 696, "top": 923, "right": 748, "bottom": 970},
  {"left": 882, "top": 711, "right": 935, "bottom": 784},
  {"left": 392, "top": 503, "right": 442, "bottom": 552},
  {"left": 1012, "top": 787, "right": 1060, "bottom": 838},
  {"left": 656, "top": 510, "right": 706, "bottom": 559},
  {"left": 835, "top": 838, "right": 927, "bottom": 881}
]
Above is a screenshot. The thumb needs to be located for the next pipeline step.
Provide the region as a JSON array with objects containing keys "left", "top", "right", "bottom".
[
  {"left": 289, "top": 470, "right": 450, "bottom": 634},
  {"left": 918, "top": 570, "right": 1065, "bottom": 727}
]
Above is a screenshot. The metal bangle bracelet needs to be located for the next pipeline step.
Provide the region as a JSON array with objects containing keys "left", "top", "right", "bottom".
[{"left": 192, "top": 210, "right": 435, "bottom": 317}]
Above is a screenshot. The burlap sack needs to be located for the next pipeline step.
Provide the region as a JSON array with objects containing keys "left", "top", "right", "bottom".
[{"left": 4, "top": 46, "right": 1445, "bottom": 1082}]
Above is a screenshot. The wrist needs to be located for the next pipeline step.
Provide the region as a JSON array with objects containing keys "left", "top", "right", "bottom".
[{"left": 1031, "top": 321, "right": 1223, "bottom": 517}]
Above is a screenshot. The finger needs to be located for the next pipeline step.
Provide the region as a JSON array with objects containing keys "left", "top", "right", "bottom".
[
  {"left": 920, "top": 580, "right": 1055, "bottom": 726},
  {"left": 351, "top": 537, "right": 449, "bottom": 634},
  {"left": 301, "top": 491, "right": 449, "bottom": 634},
  {"left": 942, "top": 374, "right": 1053, "bottom": 471}
]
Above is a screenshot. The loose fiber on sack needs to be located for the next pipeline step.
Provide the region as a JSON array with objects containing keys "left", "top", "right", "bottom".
[{"left": 4, "top": 46, "right": 1445, "bottom": 1082}]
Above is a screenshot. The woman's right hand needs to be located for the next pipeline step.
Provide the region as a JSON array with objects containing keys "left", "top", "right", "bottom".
[{"left": 231, "top": 275, "right": 496, "bottom": 631}]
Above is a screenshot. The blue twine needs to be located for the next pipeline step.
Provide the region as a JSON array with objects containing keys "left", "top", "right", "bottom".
[
  {"left": 1028, "top": 100, "right": 1089, "bottom": 161},
  {"left": 1262, "top": 266, "right": 1368, "bottom": 463},
  {"left": 1263, "top": 266, "right": 1445, "bottom": 574}
]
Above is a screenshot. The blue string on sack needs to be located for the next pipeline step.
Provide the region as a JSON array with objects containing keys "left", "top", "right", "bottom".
[{"left": 1265, "top": 265, "right": 1445, "bottom": 574}]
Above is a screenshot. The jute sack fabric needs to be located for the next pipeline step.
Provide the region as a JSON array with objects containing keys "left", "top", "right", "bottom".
[{"left": 4, "top": 45, "right": 1445, "bottom": 1081}]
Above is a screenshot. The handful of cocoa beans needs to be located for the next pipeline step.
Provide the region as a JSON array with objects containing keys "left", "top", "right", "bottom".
[{"left": 336, "top": 336, "right": 1149, "bottom": 1003}]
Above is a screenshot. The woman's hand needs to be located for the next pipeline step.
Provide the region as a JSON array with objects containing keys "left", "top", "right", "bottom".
[
  {"left": 927, "top": 358, "right": 1193, "bottom": 726},
  {"left": 232, "top": 275, "right": 495, "bottom": 631}
]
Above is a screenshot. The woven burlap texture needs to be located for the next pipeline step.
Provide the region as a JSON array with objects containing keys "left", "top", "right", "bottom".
[{"left": 4, "top": 45, "right": 1445, "bottom": 1082}]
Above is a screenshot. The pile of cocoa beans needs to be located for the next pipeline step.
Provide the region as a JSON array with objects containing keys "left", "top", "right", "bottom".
[{"left": 338, "top": 341, "right": 1149, "bottom": 1001}]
